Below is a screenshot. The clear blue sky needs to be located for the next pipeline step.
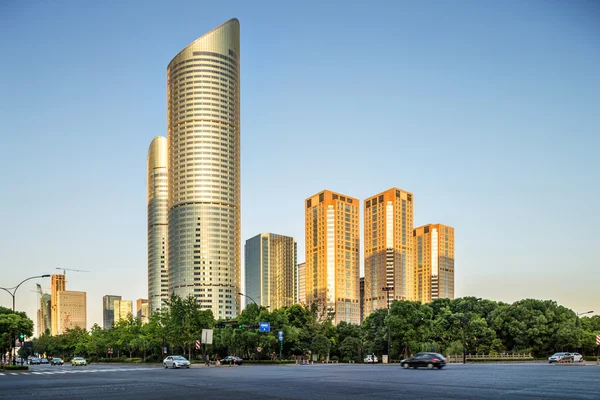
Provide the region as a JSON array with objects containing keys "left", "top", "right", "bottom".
[{"left": 1, "top": 0, "right": 599, "bottom": 330}]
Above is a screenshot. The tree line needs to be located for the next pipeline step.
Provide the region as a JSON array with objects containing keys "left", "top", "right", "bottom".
[{"left": 10, "top": 296, "right": 600, "bottom": 362}]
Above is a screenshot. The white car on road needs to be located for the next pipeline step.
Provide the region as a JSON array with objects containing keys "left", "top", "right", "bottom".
[
  {"left": 364, "top": 355, "right": 378, "bottom": 363},
  {"left": 163, "top": 355, "right": 191, "bottom": 369},
  {"left": 548, "top": 352, "right": 583, "bottom": 363}
]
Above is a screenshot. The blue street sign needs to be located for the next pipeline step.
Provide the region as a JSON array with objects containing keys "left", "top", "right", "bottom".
[{"left": 259, "top": 322, "right": 271, "bottom": 333}]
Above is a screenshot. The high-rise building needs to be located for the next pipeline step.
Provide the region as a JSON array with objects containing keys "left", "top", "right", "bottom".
[
  {"left": 56, "top": 290, "right": 86, "bottom": 334},
  {"left": 167, "top": 18, "right": 241, "bottom": 319},
  {"left": 102, "top": 295, "right": 121, "bottom": 329},
  {"left": 297, "top": 262, "right": 306, "bottom": 305},
  {"left": 113, "top": 299, "right": 133, "bottom": 324},
  {"left": 245, "top": 234, "right": 297, "bottom": 310},
  {"left": 136, "top": 299, "right": 149, "bottom": 324},
  {"left": 305, "top": 190, "right": 360, "bottom": 325},
  {"left": 147, "top": 136, "right": 169, "bottom": 314},
  {"left": 364, "top": 188, "right": 414, "bottom": 317},
  {"left": 50, "top": 274, "right": 66, "bottom": 335},
  {"left": 359, "top": 277, "right": 364, "bottom": 323},
  {"left": 413, "top": 224, "right": 455, "bottom": 302},
  {"left": 36, "top": 285, "right": 51, "bottom": 336}
]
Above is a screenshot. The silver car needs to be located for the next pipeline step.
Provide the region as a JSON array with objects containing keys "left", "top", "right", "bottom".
[{"left": 163, "top": 355, "right": 191, "bottom": 369}]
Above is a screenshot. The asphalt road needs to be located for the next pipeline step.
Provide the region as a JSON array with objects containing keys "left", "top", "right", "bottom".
[{"left": 1, "top": 363, "right": 599, "bottom": 399}]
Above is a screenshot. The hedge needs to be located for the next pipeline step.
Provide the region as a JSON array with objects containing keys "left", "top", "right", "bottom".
[
  {"left": 2, "top": 365, "right": 29, "bottom": 371},
  {"left": 242, "top": 360, "right": 296, "bottom": 364}
]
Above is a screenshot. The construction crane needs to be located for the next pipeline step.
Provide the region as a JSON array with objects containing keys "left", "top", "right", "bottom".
[{"left": 55, "top": 267, "right": 90, "bottom": 275}]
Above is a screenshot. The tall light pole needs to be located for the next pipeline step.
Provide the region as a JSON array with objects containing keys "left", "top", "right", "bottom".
[
  {"left": 461, "top": 297, "right": 482, "bottom": 364},
  {"left": 0, "top": 274, "right": 51, "bottom": 365},
  {"left": 575, "top": 311, "right": 594, "bottom": 355},
  {"left": 238, "top": 292, "right": 258, "bottom": 307},
  {"left": 382, "top": 286, "right": 394, "bottom": 359}
]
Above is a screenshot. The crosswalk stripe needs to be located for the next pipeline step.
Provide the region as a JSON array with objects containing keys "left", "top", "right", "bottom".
[
  {"left": 0, "top": 373, "right": 5, "bottom": 376},
  {"left": 32, "top": 372, "right": 43, "bottom": 375},
  {"left": 10, "top": 373, "right": 18, "bottom": 375}
]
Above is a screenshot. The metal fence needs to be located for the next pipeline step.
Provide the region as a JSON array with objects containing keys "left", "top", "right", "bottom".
[{"left": 446, "top": 353, "right": 533, "bottom": 363}]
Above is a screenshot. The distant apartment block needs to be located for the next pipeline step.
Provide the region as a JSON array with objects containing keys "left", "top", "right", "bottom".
[
  {"left": 113, "top": 299, "right": 133, "bottom": 324},
  {"left": 245, "top": 233, "right": 297, "bottom": 310},
  {"left": 297, "top": 262, "right": 306, "bottom": 305},
  {"left": 364, "top": 188, "right": 414, "bottom": 318},
  {"left": 305, "top": 190, "right": 360, "bottom": 325},
  {"left": 136, "top": 299, "right": 149, "bottom": 324},
  {"left": 57, "top": 290, "right": 86, "bottom": 334},
  {"left": 50, "top": 274, "right": 66, "bottom": 335},
  {"left": 414, "top": 224, "right": 455, "bottom": 302}
]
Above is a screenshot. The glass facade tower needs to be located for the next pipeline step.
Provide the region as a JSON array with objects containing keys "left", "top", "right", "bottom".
[
  {"left": 167, "top": 19, "right": 241, "bottom": 319},
  {"left": 244, "top": 233, "right": 297, "bottom": 310},
  {"left": 147, "top": 136, "right": 169, "bottom": 313}
]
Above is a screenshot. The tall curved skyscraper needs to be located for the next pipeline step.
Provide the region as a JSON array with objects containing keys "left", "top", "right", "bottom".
[
  {"left": 167, "top": 19, "right": 241, "bottom": 319},
  {"left": 147, "top": 136, "right": 169, "bottom": 313}
]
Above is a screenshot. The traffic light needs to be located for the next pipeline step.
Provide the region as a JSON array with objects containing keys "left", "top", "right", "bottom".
[{"left": 19, "top": 334, "right": 24, "bottom": 340}]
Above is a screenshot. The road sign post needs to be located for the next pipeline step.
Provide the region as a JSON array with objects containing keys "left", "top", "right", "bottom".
[
  {"left": 596, "top": 335, "right": 600, "bottom": 365},
  {"left": 279, "top": 331, "right": 284, "bottom": 360}
]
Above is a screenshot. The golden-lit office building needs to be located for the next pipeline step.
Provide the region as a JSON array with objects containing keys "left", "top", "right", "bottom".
[
  {"left": 364, "top": 188, "right": 414, "bottom": 317},
  {"left": 136, "top": 299, "right": 149, "bottom": 324},
  {"left": 305, "top": 190, "right": 360, "bottom": 325},
  {"left": 167, "top": 19, "right": 241, "bottom": 319},
  {"left": 50, "top": 274, "right": 66, "bottom": 335},
  {"left": 245, "top": 234, "right": 297, "bottom": 310},
  {"left": 56, "top": 290, "right": 86, "bottom": 334},
  {"left": 113, "top": 299, "right": 133, "bottom": 324},
  {"left": 297, "top": 262, "right": 306, "bottom": 305},
  {"left": 413, "top": 224, "right": 455, "bottom": 302},
  {"left": 147, "top": 136, "right": 169, "bottom": 314}
]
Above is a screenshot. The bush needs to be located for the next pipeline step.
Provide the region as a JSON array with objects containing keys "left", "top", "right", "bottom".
[
  {"left": 2, "top": 365, "right": 29, "bottom": 371},
  {"left": 88, "top": 357, "right": 142, "bottom": 363},
  {"left": 243, "top": 360, "right": 296, "bottom": 364}
]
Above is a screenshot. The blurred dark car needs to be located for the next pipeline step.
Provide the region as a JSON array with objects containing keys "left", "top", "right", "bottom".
[
  {"left": 401, "top": 353, "right": 446, "bottom": 369},
  {"left": 40, "top": 358, "right": 49, "bottom": 364},
  {"left": 29, "top": 358, "right": 41, "bottom": 365},
  {"left": 51, "top": 358, "right": 64, "bottom": 366},
  {"left": 220, "top": 356, "right": 243, "bottom": 365}
]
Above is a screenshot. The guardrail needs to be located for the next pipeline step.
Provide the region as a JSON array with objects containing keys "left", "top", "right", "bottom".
[{"left": 446, "top": 353, "right": 533, "bottom": 363}]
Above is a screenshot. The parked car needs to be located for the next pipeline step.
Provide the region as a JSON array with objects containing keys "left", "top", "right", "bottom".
[
  {"left": 51, "top": 358, "right": 64, "bottom": 366},
  {"left": 548, "top": 352, "right": 583, "bottom": 363},
  {"left": 401, "top": 353, "right": 446, "bottom": 369},
  {"left": 29, "top": 358, "right": 41, "bottom": 365},
  {"left": 40, "top": 358, "right": 49, "bottom": 364},
  {"left": 219, "top": 356, "right": 243, "bottom": 365},
  {"left": 163, "top": 355, "right": 191, "bottom": 369},
  {"left": 71, "top": 357, "right": 87, "bottom": 366},
  {"left": 364, "top": 355, "right": 378, "bottom": 363}
]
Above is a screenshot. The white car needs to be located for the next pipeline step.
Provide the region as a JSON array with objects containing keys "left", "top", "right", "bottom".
[
  {"left": 364, "top": 355, "right": 378, "bottom": 363},
  {"left": 548, "top": 352, "right": 583, "bottom": 363},
  {"left": 163, "top": 355, "right": 191, "bottom": 369}
]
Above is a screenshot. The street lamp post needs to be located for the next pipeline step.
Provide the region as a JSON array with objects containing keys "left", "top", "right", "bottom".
[
  {"left": 0, "top": 274, "right": 51, "bottom": 365},
  {"left": 461, "top": 297, "right": 482, "bottom": 365},
  {"left": 575, "top": 311, "right": 594, "bottom": 355},
  {"left": 238, "top": 292, "right": 258, "bottom": 307},
  {"left": 382, "top": 287, "right": 394, "bottom": 359}
]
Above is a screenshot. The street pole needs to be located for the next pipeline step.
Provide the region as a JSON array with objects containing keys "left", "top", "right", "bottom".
[
  {"left": 238, "top": 292, "right": 258, "bottom": 307},
  {"left": 382, "top": 286, "right": 394, "bottom": 360},
  {"left": 0, "top": 275, "right": 51, "bottom": 365}
]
